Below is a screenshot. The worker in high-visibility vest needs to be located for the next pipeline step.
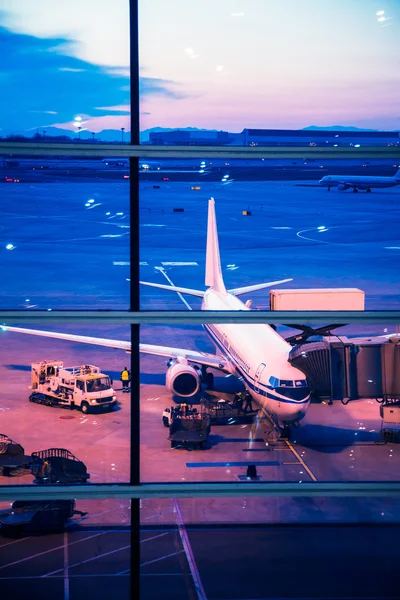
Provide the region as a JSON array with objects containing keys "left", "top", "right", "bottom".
[{"left": 120, "top": 367, "right": 131, "bottom": 393}]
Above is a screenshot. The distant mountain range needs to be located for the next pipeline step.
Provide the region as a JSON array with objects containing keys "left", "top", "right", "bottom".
[
  {"left": 2, "top": 124, "right": 389, "bottom": 142},
  {"left": 303, "top": 125, "right": 378, "bottom": 132}
]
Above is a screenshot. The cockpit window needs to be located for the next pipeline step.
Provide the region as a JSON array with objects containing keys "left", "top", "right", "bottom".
[
  {"left": 295, "top": 380, "right": 308, "bottom": 387},
  {"left": 269, "top": 376, "right": 279, "bottom": 388},
  {"left": 279, "top": 380, "right": 294, "bottom": 387}
]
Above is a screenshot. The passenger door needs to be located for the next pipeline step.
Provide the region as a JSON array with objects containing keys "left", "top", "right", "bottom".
[{"left": 254, "top": 363, "right": 266, "bottom": 393}]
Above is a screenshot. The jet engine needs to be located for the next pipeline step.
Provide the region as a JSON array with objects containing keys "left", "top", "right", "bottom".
[
  {"left": 165, "top": 360, "right": 202, "bottom": 397},
  {"left": 337, "top": 183, "right": 349, "bottom": 191}
]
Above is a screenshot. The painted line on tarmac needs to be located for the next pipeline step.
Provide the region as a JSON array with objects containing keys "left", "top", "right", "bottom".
[
  {"left": 296, "top": 227, "right": 332, "bottom": 244},
  {"left": 173, "top": 499, "right": 208, "bottom": 600},
  {"left": 0, "top": 533, "right": 103, "bottom": 571},
  {"left": 186, "top": 461, "right": 280, "bottom": 468},
  {"left": 156, "top": 267, "right": 193, "bottom": 311},
  {"left": 161, "top": 262, "right": 199, "bottom": 266},
  {"left": 0, "top": 536, "right": 29, "bottom": 549},
  {"left": 141, "top": 532, "right": 171, "bottom": 544},
  {"left": 141, "top": 509, "right": 174, "bottom": 521},
  {"left": 140, "top": 550, "right": 185, "bottom": 568},
  {"left": 285, "top": 440, "right": 318, "bottom": 482},
  {"left": 64, "top": 531, "right": 69, "bottom": 600},
  {"left": 43, "top": 544, "right": 130, "bottom": 577}
]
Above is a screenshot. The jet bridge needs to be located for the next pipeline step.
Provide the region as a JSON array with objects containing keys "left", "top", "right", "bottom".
[{"left": 289, "top": 337, "right": 400, "bottom": 402}]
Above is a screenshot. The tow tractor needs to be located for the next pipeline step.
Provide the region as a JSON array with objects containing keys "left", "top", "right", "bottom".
[
  {"left": 29, "top": 360, "right": 117, "bottom": 413},
  {"left": 162, "top": 404, "right": 211, "bottom": 449}
]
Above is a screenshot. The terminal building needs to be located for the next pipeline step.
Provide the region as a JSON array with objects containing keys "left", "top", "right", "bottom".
[{"left": 148, "top": 127, "right": 400, "bottom": 147}]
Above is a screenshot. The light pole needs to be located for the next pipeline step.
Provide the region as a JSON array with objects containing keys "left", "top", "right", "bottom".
[
  {"left": 78, "top": 126, "right": 82, "bottom": 140},
  {"left": 91, "top": 132, "right": 95, "bottom": 141},
  {"left": 121, "top": 127, "right": 125, "bottom": 143}
]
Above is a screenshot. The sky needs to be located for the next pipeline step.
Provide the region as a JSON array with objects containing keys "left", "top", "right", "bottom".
[{"left": 0, "top": 0, "right": 399, "bottom": 135}]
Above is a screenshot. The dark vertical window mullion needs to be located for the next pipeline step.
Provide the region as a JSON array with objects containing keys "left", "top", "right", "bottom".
[{"left": 129, "top": 1, "right": 140, "bottom": 599}]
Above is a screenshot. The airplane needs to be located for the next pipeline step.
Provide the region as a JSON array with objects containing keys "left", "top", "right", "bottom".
[
  {"left": 319, "top": 168, "right": 400, "bottom": 192},
  {"left": 102, "top": 158, "right": 129, "bottom": 167},
  {"left": 1, "top": 199, "right": 311, "bottom": 427}
]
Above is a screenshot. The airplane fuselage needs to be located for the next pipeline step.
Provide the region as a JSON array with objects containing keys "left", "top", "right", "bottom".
[
  {"left": 319, "top": 174, "right": 400, "bottom": 190},
  {"left": 201, "top": 289, "right": 310, "bottom": 423}
]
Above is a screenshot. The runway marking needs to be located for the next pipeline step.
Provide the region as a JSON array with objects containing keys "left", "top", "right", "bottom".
[
  {"left": 296, "top": 227, "right": 332, "bottom": 244},
  {"left": 43, "top": 544, "right": 130, "bottom": 577},
  {"left": 271, "top": 226, "right": 292, "bottom": 229},
  {"left": 64, "top": 531, "right": 69, "bottom": 600},
  {"left": 141, "top": 509, "right": 174, "bottom": 521},
  {"left": 156, "top": 267, "right": 193, "bottom": 311},
  {"left": 161, "top": 262, "right": 199, "bottom": 266},
  {"left": 285, "top": 440, "right": 318, "bottom": 482},
  {"left": 0, "top": 533, "right": 103, "bottom": 571},
  {"left": 141, "top": 532, "right": 171, "bottom": 544},
  {"left": 113, "top": 261, "right": 130, "bottom": 266},
  {"left": 173, "top": 499, "right": 207, "bottom": 600},
  {"left": 0, "top": 536, "right": 29, "bottom": 549},
  {"left": 140, "top": 550, "right": 185, "bottom": 568},
  {"left": 385, "top": 247, "right": 400, "bottom": 250}
]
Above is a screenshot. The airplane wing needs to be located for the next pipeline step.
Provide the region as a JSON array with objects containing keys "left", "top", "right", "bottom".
[
  {"left": 1, "top": 326, "right": 130, "bottom": 351},
  {"left": 1, "top": 326, "right": 228, "bottom": 370},
  {"left": 140, "top": 344, "right": 228, "bottom": 370}
]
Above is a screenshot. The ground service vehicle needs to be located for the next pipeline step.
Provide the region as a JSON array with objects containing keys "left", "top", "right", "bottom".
[
  {"left": 0, "top": 434, "right": 31, "bottom": 476},
  {"left": 31, "top": 448, "right": 90, "bottom": 484},
  {"left": 29, "top": 361, "right": 117, "bottom": 413},
  {"left": 0, "top": 500, "right": 85, "bottom": 535},
  {"left": 163, "top": 405, "right": 211, "bottom": 449}
]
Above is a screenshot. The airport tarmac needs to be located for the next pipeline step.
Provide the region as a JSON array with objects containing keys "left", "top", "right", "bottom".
[
  {"left": 1, "top": 500, "right": 400, "bottom": 599},
  {"left": 0, "top": 162, "right": 399, "bottom": 309}
]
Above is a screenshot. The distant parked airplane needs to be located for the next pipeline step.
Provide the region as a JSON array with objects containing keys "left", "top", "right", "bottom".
[{"left": 319, "top": 168, "right": 400, "bottom": 192}]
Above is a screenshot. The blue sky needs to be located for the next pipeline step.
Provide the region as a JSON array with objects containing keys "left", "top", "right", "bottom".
[{"left": 0, "top": 0, "right": 399, "bottom": 135}]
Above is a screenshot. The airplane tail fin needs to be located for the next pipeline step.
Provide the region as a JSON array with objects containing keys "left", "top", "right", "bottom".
[
  {"left": 394, "top": 168, "right": 400, "bottom": 181},
  {"left": 205, "top": 198, "right": 227, "bottom": 293}
]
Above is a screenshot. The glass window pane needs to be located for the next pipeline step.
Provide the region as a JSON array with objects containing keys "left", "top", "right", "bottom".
[
  {"left": 141, "top": 497, "right": 400, "bottom": 599},
  {"left": 0, "top": 156, "right": 130, "bottom": 309},
  {"left": 140, "top": 320, "right": 400, "bottom": 483},
  {"left": 0, "top": 1, "right": 129, "bottom": 142},
  {"left": 140, "top": 157, "right": 400, "bottom": 310},
  {"left": 0, "top": 323, "right": 130, "bottom": 484},
  {"left": 139, "top": 0, "right": 400, "bottom": 145},
  {"left": 0, "top": 498, "right": 131, "bottom": 598}
]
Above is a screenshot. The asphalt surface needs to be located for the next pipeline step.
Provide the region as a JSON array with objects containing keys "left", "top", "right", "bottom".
[
  {"left": 1, "top": 516, "right": 400, "bottom": 599},
  {"left": 0, "top": 157, "right": 399, "bottom": 309}
]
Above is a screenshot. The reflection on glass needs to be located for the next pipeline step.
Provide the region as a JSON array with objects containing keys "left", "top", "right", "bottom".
[
  {"left": 140, "top": 497, "right": 400, "bottom": 599},
  {"left": 0, "top": 499, "right": 130, "bottom": 597},
  {"left": 0, "top": 157, "right": 130, "bottom": 309},
  {"left": 0, "top": 324, "right": 130, "bottom": 484}
]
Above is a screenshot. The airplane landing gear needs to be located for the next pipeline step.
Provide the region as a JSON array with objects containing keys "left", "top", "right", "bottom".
[
  {"left": 327, "top": 186, "right": 331, "bottom": 192},
  {"left": 353, "top": 188, "right": 359, "bottom": 193},
  {"left": 201, "top": 366, "right": 214, "bottom": 390}
]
